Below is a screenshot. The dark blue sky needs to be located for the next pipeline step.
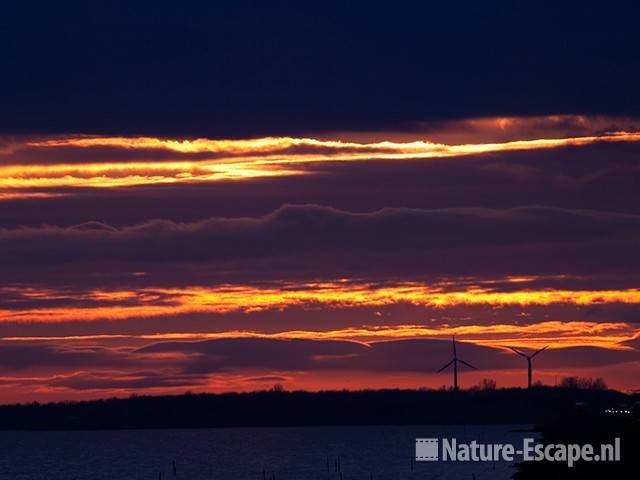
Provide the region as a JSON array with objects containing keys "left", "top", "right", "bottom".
[{"left": 2, "top": 1, "right": 640, "bottom": 136}]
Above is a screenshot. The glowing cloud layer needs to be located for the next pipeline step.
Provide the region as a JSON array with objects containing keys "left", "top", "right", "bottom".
[
  {"left": 1, "top": 124, "right": 640, "bottom": 195},
  {"left": 2, "top": 282, "right": 640, "bottom": 322},
  {"left": 1, "top": 115, "right": 639, "bottom": 399}
]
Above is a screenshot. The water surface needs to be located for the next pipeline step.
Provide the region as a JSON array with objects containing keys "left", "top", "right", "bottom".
[{"left": 0, "top": 424, "right": 536, "bottom": 479}]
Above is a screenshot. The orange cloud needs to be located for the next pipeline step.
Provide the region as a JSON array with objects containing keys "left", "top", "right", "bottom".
[
  {"left": 25, "top": 129, "right": 640, "bottom": 157},
  {"left": 0, "top": 192, "right": 66, "bottom": 201},
  {"left": 1, "top": 126, "right": 639, "bottom": 194},
  {"left": 2, "top": 282, "right": 640, "bottom": 323}
]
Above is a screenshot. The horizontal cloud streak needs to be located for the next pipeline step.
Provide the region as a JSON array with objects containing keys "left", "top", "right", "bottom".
[
  {"left": 2, "top": 124, "right": 640, "bottom": 195},
  {"left": 1, "top": 283, "right": 640, "bottom": 324},
  {"left": 1, "top": 205, "right": 638, "bottom": 280},
  {"left": 3, "top": 320, "right": 637, "bottom": 350},
  {"left": 2, "top": 337, "right": 638, "bottom": 395}
]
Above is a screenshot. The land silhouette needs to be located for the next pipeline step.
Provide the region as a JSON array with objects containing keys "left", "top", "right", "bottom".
[
  {"left": 0, "top": 383, "right": 636, "bottom": 431},
  {"left": 2, "top": 383, "right": 638, "bottom": 478}
]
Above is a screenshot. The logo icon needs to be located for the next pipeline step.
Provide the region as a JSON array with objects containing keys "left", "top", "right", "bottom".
[{"left": 416, "top": 438, "right": 439, "bottom": 461}]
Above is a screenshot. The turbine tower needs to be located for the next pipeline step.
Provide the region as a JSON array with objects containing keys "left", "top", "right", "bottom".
[
  {"left": 437, "top": 336, "right": 476, "bottom": 391},
  {"left": 509, "top": 345, "right": 548, "bottom": 389}
]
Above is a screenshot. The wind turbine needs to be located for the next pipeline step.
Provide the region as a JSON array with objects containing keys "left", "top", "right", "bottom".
[
  {"left": 437, "top": 336, "right": 476, "bottom": 391},
  {"left": 509, "top": 345, "right": 548, "bottom": 389}
]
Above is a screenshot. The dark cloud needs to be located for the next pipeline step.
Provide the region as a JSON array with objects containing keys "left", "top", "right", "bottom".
[
  {"left": 242, "top": 375, "right": 292, "bottom": 384},
  {"left": 1, "top": 2, "right": 639, "bottom": 136},
  {"left": 1, "top": 204, "right": 638, "bottom": 285},
  {"left": 48, "top": 371, "right": 210, "bottom": 391},
  {"left": 138, "top": 338, "right": 369, "bottom": 373},
  {"left": 136, "top": 338, "right": 640, "bottom": 373},
  {"left": 585, "top": 304, "right": 640, "bottom": 323},
  {"left": 531, "top": 346, "right": 640, "bottom": 369},
  {"left": 0, "top": 344, "right": 130, "bottom": 372}
]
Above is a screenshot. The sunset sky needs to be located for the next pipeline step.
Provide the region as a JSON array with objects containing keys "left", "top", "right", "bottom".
[{"left": 1, "top": 2, "right": 640, "bottom": 402}]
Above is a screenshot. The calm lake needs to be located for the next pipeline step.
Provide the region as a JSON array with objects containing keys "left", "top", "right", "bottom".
[{"left": 0, "top": 425, "right": 537, "bottom": 479}]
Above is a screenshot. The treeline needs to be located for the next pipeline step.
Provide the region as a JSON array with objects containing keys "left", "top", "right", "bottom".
[{"left": 0, "top": 386, "right": 633, "bottom": 431}]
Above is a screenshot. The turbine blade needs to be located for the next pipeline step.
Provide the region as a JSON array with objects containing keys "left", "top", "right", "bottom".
[
  {"left": 508, "top": 346, "right": 528, "bottom": 358},
  {"left": 458, "top": 359, "right": 477, "bottom": 370},
  {"left": 437, "top": 360, "right": 454, "bottom": 373},
  {"left": 452, "top": 336, "right": 457, "bottom": 358},
  {"left": 532, "top": 345, "right": 549, "bottom": 358}
]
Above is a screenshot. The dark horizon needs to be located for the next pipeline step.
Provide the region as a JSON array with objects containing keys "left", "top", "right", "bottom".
[{"left": 0, "top": 384, "right": 631, "bottom": 430}]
